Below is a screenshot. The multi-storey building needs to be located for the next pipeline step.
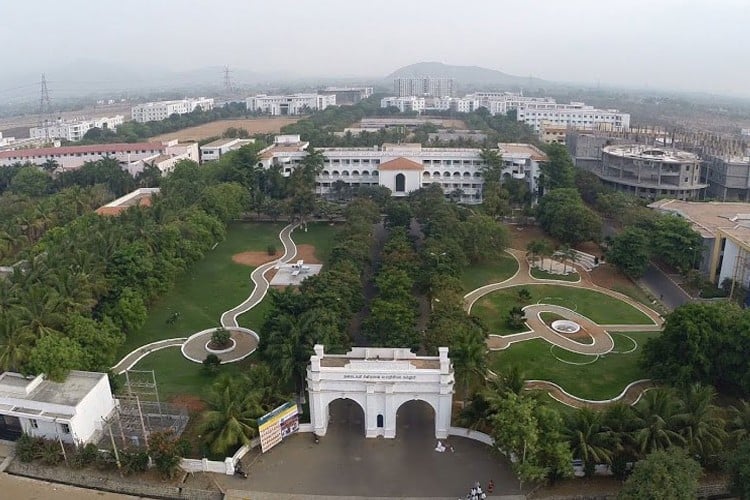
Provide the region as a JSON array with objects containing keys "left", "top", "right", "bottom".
[
  {"left": 200, "top": 138, "right": 255, "bottom": 163},
  {"left": 394, "top": 77, "right": 455, "bottom": 97},
  {"left": 246, "top": 94, "right": 336, "bottom": 116},
  {"left": 469, "top": 92, "right": 555, "bottom": 116},
  {"left": 0, "top": 140, "right": 198, "bottom": 175},
  {"left": 29, "top": 115, "right": 124, "bottom": 142},
  {"left": 582, "top": 144, "right": 705, "bottom": 200},
  {"left": 318, "top": 87, "right": 373, "bottom": 105},
  {"left": 703, "top": 153, "right": 750, "bottom": 201},
  {"left": 131, "top": 97, "right": 214, "bottom": 123},
  {"left": 516, "top": 101, "right": 630, "bottom": 132},
  {"left": 380, "top": 96, "right": 426, "bottom": 113},
  {"left": 258, "top": 135, "right": 546, "bottom": 204}
]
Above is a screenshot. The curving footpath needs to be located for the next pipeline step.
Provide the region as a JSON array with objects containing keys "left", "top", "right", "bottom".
[
  {"left": 111, "top": 224, "right": 298, "bottom": 373},
  {"left": 526, "top": 379, "right": 655, "bottom": 409},
  {"left": 466, "top": 248, "right": 663, "bottom": 407}
]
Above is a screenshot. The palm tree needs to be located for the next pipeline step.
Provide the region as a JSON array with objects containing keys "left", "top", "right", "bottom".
[
  {"left": 199, "top": 375, "right": 264, "bottom": 456},
  {"left": 0, "top": 316, "right": 33, "bottom": 372},
  {"left": 632, "top": 388, "right": 685, "bottom": 456},
  {"left": 526, "top": 240, "right": 546, "bottom": 268},
  {"left": 564, "top": 408, "right": 613, "bottom": 477},
  {"left": 558, "top": 244, "right": 578, "bottom": 274},
  {"left": 728, "top": 400, "right": 750, "bottom": 442},
  {"left": 14, "top": 287, "right": 65, "bottom": 338},
  {"left": 450, "top": 327, "right": 487, "bottom": 405},
  {"left": 602, "top": 403, "right": 638, "bottom": 480},
  {"left": 676, "top": 384, "right": 726, "bottom": 463}
]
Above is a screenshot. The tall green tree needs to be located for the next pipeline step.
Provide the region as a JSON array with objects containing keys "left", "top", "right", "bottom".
[
  {"left": 537, "top": 188, "right": 601, "bottom": 245},
  {"left": 607, "top": 227, "right": 651, "bottom": 278},
  {"left": 564, "top": 408, "right": 613, "bottom": 476},
  {"left": 618, "top": 448, "right": 701, "bottom": 500},
  {"left": 540, "top": 143, "right": 575, "bottom": 192}
]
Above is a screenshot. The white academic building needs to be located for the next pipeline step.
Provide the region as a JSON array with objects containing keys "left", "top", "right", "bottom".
[
  {"left": 199, "top": 138, "right": 255, "bottom": 163},
  {"left": 247, "top": 94, "right": 336, "bottom": 116},
  {"left": 30, "top": 115, "right": 125, "bottom": 142},
  {"left": 131, "top": 97, "right": 214, "bottom": 123},
  {"left": 259, "top": 135, "right": 547, "bottom": 204},
  {"left": 0, "top": 371, "right": 116, "bottom": 444},
  {"left": 307, "top": 345, "right": 454, "bottom": 439},
  {"left": 516, "top": 101, "right": 630, "bottom": 133},
  {"left": 394, "top": 77, "right": 455, "bottom": 97}
]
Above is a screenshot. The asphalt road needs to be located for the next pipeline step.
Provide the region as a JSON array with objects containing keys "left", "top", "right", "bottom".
[{"left": 640, "top": 263, "right": 693, "bottom": 311}]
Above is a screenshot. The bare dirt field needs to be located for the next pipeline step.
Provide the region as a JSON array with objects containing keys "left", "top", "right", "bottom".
[
  {"left": 509, "top": 224, "right": 557, "bottom": 250},
  {"left": 150, "top": 117, "right": 300, "bottom": 142},
  {"left": 231, "top": 244, "right": 320, "bottom": 268},
  {"left": 232, "top": 250, "right": 282, "bottom": 267}
]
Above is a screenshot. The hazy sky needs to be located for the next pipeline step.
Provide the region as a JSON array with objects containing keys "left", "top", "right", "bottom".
[{"left": 3, "top": 0, "right": 748, "bottom": 96}]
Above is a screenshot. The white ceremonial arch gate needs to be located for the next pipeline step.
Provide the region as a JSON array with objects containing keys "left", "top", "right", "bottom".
[{"left": 306, "top": 345, "right": 454, "bottom": 439}]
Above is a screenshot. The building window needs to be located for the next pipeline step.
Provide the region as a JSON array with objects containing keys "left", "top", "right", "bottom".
[
  {"left": 60, "top": 423, "right": 71, "bottom": 434},
  {"left": 29, "top": 419, "right": 38, "bottom": 429}
]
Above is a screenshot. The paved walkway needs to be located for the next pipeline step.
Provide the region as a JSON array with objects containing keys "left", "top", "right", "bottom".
[
  {"left": 111, "top": 224, "right": 298, "bottom": 372},
  {"left": 465, "top": 248, "right": 664, "bottom": 407},
  {"left": 526, "top": 380, "right": 655, "bottom": 409}
]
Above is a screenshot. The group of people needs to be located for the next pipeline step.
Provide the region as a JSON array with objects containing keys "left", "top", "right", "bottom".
[{"left": 463, "top": 480, "right": 493, "bottom": 499}]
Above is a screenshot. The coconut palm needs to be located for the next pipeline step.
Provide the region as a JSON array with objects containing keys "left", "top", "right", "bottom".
[
  {"left": 526, "top": 240, "right": 545, "bottom": 268},
  {"left": 676, "top": 384, "right": 726, "bottom": 462},
  {"left": 199, "top": 375, "right": 265, "bottom": 456},
  {"left": 632, "top": 388, "right": 685, "bottom": 456},
  {"left": 728, "top": 400, "right": 750, "bottom": 442},
  {"left": 0, "top": 316, "right": 33, "bottom": 372},
  {"left": 565, "top": 408, "right": 613, "bottom": 476},
  {"left": 450, "top": 327, "right": 487, "bottom": 405}
]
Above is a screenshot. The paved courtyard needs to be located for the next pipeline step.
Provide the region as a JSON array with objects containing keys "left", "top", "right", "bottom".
[{"left": 215, "top": 400, "right": 523, "bottom": 498}]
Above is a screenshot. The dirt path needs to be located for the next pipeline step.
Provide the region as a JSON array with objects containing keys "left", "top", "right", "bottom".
[
  {"left": 0, "top": 473, "right": 137, "bottom": 500},
  {"left": 347, "top": 222, "right": 387, "bottom": 346}
]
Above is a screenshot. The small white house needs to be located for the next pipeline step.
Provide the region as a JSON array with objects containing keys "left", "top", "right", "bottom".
[{"left": 0, "top": 371, "right": 116, "bottom": 445}]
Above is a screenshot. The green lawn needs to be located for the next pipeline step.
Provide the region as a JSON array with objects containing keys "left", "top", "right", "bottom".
[
  {"left": 461, "top": 254, "right": 519, "bottom": 291},
  {"left": 530, "top": 267, "right": 580, "bottom": 282},
  {"left": 120, "top": 222, "right": 284, "bottom": 355},
  {"left": 488, "top": 331, "right": 660, "bottom": 400},
  {"left": 293, "top": 222, "right": 342, "bottom": 263},
  {"left": 127, "top": 347, "right": 252, "bottom": 401},
  {"left": 472, "top": 284, "right": 653, "bottom": 335}
]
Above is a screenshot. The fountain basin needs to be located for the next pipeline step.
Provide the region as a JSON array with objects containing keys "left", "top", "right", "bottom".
[{"left": 551, "top": 319, "right": 581, "bottom": 334}]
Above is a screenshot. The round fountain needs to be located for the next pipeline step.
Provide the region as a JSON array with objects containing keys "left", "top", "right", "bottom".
[{"left": 551, "top": 319, "right": 581, "bottom": 334}]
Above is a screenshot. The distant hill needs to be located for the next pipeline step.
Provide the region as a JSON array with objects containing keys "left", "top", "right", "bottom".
[{"left": 386, "top": 61, "right": 546, "bottom": 88}]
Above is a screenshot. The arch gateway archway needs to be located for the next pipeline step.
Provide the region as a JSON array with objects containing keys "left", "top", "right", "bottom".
[{"left": 307, "top": 345, "right": 454, "bottom": 439}]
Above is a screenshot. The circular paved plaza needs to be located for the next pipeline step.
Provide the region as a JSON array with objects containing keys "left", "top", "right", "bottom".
[{"left": 181, "top": 327, "right": 259, "bottom": 363}]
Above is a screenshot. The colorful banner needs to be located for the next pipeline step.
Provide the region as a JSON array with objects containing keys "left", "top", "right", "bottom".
[{"left": 258, "top": 402, "right": 299, "bottom": 453}]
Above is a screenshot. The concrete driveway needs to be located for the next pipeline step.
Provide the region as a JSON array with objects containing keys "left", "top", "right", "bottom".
[{"left": 217, "top": 399, "right": 523, "bottom": 498}]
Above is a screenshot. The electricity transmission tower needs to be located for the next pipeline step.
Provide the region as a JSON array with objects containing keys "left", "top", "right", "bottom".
[
  {"left": 38, "top": 74, "right": 54, "bottom": 141},
  {"left": 223, "top": 66, "right": 234, "bottom": 95}
]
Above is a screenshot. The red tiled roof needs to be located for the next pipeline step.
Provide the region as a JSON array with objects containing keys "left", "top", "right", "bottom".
[
  {"left": 0, "top": 142, "right": 164, "bottom": 160},
  {"left": 378, "top": 157, "right": 424, "bottom": 171}
]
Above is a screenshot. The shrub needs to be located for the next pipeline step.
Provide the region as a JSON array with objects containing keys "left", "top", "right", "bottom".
[
  {"left": 120, "top": 449, "right": 149, "bottom": 475},
  {"left": 506, "top": 306, "right": 526, "bottom": 329},
  {"left": 517, "top": 288, "right": 532, "bottom": 303},
  {"left": 203, "top": 353, "right": 221, "bottom": 375},
  {"left": 70, "top": 443, "right": 99, "bottom": 469},
  {"left": 267, "top": 244, "right": 277, "bottom": 255},
  {"left": 211, "top": 328, "right": 231, "bottom": 348},
  {"left": 148, "top": 430, "right": 190, "bottom": 479},
  {"left": 38, "top": 440, "right": 63, "bottom": 466},
  {"left": 16, "top": 434, "right": 41, "bottom": 463}
]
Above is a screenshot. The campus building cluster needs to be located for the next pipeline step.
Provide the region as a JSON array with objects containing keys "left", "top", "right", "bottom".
[
  {"left": 381, "top": 83, "right": 631, "bottom": 135},
  {"left": 256, "top": 135, "right": 546, "bottom": 204},
  {"left": 131, "top": 97, "right": 214, "bottom": 123},
  {"left": 0, "top": 140, "right": 198, "bottom": 175},
  {"left": 30, "top": 115, "right": 125, "bottom": 142},
  {"left": 394, "top": 77, "right": 456, "bottom": 97}
]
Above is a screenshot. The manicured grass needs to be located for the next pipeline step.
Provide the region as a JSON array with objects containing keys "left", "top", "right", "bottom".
[
  {"left": 293, "top": 222, "right": 342, "bottom": 264},
  {"left": 530, "top": 267, "right": 580, "bottom": 282},
  {"left": 120, "top": 222, "right": 284, "bottom": 355},
  {"left": 488, "top": 331, "right": 660, "bottom": 400},
  {"left": 612, "top": 283, "right": 669, "bottom": 316},
  {"left": 472, "top": 284, "right": 653, "bottom": 335},
  {"left": 127, "top": 347, "right": 251, "bottom": 401},
  {"left": 461, "top": 254, "right": 519, "bottom": 291}
]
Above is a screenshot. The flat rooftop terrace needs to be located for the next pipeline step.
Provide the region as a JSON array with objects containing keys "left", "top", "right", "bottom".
[{"left": 649, "top": 199, "right": 750, "bottom": 239}]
